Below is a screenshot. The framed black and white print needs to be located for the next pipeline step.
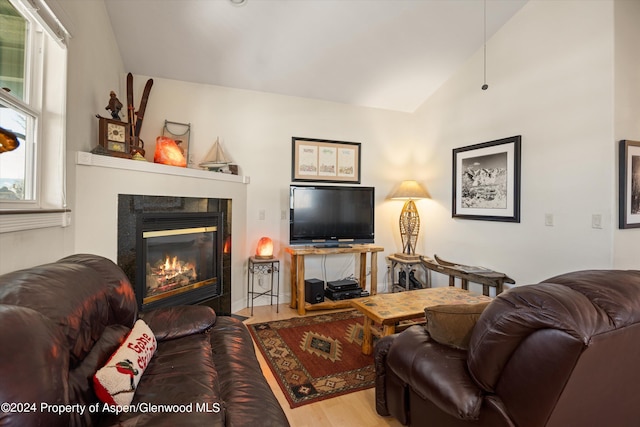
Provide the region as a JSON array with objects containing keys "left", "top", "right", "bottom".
[
  {"left": 452, "top": 136, "right": 521, "bottom": 222},
  {"left": 619, "top": 140, "right": 640, "bottom": 228}
]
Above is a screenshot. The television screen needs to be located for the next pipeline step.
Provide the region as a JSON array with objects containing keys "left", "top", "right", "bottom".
[{"left": 289, "top": 185, "right": 375, "bottom": 246}]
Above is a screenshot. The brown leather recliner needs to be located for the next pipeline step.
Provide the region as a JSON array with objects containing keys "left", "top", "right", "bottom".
[
  {"left": 374, "top": 270, "right": 640, "bottom": 427},
  {"left": 0, "top": 254, "right": 289, "bottom": 427}
]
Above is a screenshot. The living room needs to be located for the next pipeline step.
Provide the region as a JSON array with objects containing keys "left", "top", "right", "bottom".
[
  {"left": 2, "top": 0, "right": 638, "bottom": 299},
  {"left": 1, "top": 0, "right": 640, "bottom": 426}
]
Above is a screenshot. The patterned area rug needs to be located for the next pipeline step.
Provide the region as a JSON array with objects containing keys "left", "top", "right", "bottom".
[{"left": 247, "top": 310, "right": 375, "bottom": 408}]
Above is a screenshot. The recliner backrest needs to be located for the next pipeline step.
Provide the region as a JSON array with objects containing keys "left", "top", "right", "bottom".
[{"left": 467, "top": 270, "right": 640, "bottom": 427}]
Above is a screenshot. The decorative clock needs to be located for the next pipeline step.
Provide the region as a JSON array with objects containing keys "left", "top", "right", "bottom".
[{"left": 98, "top": 117, "right": 131, "bottom": 158}]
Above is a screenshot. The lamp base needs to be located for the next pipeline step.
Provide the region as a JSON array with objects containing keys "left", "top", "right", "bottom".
[{"left": 393, "top": 252, "right": 422, "bottom": 261}]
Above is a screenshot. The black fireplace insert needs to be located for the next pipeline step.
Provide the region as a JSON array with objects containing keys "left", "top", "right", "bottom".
[{"left": 135, "top": 212, "right": 223, "bottom": 311}]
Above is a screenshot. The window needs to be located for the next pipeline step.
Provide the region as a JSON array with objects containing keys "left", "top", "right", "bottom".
[{"left": 0, "top": 0, "right": 68, "bottom": 231}]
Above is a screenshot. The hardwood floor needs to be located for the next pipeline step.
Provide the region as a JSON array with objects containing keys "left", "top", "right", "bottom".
[{"left": 234, "top": 303, "right": 403, "bottom": 427}]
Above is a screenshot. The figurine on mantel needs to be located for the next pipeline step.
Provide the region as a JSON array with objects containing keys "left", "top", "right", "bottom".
[
  {"left": 200, "top": 137, "right": 230, "bottom": 172},
  {"left": 105, "top": 91, "right": 123, "bottom": 120}
]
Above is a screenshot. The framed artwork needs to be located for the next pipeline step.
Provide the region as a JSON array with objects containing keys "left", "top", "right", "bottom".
[
  {"left": 291, "top": 137, "right": 361, "bottom": 183},
  {"left": 619, "top": 140, "right": 640, "bottom": 228},
  {"left": 452, "top": 135, "right": 521, "bottom": 222}
]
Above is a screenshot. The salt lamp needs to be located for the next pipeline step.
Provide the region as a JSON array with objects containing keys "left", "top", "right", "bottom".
[
  {"left": 154, "top": 136, "right": 186, "bottom": 167},
  {"left": 255, "top": 237, "right": 274, "bottom": 259}
]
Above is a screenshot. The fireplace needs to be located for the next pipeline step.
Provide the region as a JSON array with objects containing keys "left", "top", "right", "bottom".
[
  {"left": 137, "top": 212, "right": 223, "bottom": 311},
  {"left": 117, "top": 195, "right": 232, "bottom": 314}
]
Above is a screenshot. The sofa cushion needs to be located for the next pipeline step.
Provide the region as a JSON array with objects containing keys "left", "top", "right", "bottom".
[
  {"left": 425, "top": 302, "right": 490, "bottom": 349},
  {"left": 0, "top": 305, "right": 70, "bottom": 427},
  {"left": 98, "top": 332, "right": 225, "bottom": 427},
  {"left": 93, "top": 320, "right": 157, "bottom": 406},
  {"left": 69, "top": 324, "right": 130, "bottom": 426}
]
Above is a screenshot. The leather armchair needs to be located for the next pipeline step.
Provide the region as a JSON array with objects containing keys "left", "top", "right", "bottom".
[{"left": 375, "top": 270, "right": 640, "bottom": 427}]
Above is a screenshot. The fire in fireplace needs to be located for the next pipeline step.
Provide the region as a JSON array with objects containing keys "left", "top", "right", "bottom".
[{"left": 136, "top": 212, "right": 223, "bottom": 311}]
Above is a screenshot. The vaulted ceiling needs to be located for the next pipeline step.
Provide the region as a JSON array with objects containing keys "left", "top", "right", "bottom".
[{"left": 105, "top": 0, "right": 527, "bottom": 112}]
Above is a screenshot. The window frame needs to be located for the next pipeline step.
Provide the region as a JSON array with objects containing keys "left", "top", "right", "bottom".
[{"left": 0, "top": 0, "right": 69, "bottom": 232}]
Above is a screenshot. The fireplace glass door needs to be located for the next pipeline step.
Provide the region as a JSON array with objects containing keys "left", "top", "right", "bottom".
[{"left": 138, "top": 213, "right": 223, "bottom": 311}]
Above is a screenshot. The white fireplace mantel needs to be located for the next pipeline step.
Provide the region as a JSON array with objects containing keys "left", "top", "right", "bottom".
[
  {"left": 74, "top": 152, "right": 249, "bottom": 313},
  {"left": 74, "top": 152, "right": 250, "bottom": 260},
  {"left": 75, "top": 152, "right": 250, "bottom": 184}
]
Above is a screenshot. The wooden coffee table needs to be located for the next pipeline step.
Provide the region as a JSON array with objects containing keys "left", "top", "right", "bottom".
[{"left": 351, "top": 287, "right": 492, "bottom": 355}]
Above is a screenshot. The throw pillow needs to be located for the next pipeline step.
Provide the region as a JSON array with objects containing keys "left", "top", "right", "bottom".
[
  {"left": 424, "top": 302, "right": 490, "bottom": 350},
  {"left": 93, "top": 319, "right": 157, "bottom": 406}
]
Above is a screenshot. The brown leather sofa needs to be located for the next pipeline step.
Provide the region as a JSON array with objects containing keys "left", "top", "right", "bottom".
[
  {"left": 0, "top": 254, "right": 289, "bottom": 427},
  {"left": 374, "top": 270, "right": 640, "bottom": 427}
]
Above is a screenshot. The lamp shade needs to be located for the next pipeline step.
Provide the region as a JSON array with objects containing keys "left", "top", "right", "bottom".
[
  {"left": 255, "top": 237, "right": 274, "bottom": 259},
  {"left": 390, "top": 180, "right": 430, "bottom": 200}
]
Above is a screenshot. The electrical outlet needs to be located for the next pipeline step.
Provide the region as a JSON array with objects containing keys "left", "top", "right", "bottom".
[
  {"left": 592, "top": 214, "right": 602, "bottom": 229},
  {"left": 258, "top": 209, "right": 265, "bottom": 220},
  {"left": 545, "top": 213, "right": 554, "bottom": 227}
]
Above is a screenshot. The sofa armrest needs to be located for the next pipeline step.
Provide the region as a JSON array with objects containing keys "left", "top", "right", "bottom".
[
  {"left": 139, "top": 305, "right": 216, "bottom": 341},
  {"left": 387, "top": 325, "right": 483, "bottom": 421}
]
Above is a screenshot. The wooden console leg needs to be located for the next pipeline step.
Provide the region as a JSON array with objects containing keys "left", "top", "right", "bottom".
[
  {"left": 296, "top": 255, "right": 306, "bottom": 315},
  {"left": 359, "top": 253, "right": 367, "bottom": 289},
  {"left": 289, "top": 254, "right": 297, "bottom": 309},
  {"left": 370, "top": 251, "right": 378, "bottom": 295}
]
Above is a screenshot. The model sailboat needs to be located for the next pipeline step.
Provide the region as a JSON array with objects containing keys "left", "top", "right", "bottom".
[{"left": 200, "top": 137, "right": 230, "bottom": 171}]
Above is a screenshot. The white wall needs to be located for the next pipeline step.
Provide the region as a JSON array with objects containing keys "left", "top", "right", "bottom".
[
  {"left": 413, "top": 0, "right": 618, "bottom": 288},
  {"left": 613, "top": 0, "right": 640, "bottom": 268}
]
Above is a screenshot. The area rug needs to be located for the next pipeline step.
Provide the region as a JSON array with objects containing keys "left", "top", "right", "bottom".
[{"left": 247, "top": 310, "right": 375, "bottom": 408}]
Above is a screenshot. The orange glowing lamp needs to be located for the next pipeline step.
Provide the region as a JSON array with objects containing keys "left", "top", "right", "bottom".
[
  {"left": 255, "top": 237, "right": 274, "bottom": 259},
  {"left": 154, "top": 136, "right": 186, "bottom": 167}
]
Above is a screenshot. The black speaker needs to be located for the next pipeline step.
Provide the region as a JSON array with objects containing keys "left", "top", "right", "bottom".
[{"left": 305, "top": 278, "right": 324, "bottom": 304}]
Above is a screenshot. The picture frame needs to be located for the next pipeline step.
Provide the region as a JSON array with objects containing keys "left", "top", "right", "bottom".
[
  {"left": 452, "top": 135, "right": 521, "bottom": 222},
  {"left": 291, "top": 137, "right": 361, "bottom": 183},
  {"left": 618, "top": 139, "right": 640, "bottom": 229}
]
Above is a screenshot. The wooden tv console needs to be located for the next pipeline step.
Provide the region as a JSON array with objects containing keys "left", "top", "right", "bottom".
[{"left": 285, "top": 244, "right": 384, "bottom": 315}]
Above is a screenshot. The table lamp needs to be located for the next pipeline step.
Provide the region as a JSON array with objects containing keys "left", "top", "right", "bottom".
[
  {"left": 255, "top": 236, "right": 274, "bottom": 259},
  {"left": 390, "top": 180, "right": 430, "bottom": 260}
]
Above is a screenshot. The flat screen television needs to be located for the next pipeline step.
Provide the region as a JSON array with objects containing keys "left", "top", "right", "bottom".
[{"left": 289, "top": 185, "right": 375, "bottom": 246}]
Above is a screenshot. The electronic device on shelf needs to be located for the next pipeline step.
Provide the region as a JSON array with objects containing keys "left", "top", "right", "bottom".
[
  {"left": 327, "top": 279, "right": 359, "bottom": 292},
  {"left": 289, "top": 185, "right": 375, "bottom": 246},
  {"left": 305, "top": 278, "right": 325, "bottom": 304},
  {"left": 324, "top": 287, "right": 368, "bottom": 301}
]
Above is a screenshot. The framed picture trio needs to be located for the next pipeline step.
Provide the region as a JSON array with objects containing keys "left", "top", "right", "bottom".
[{"left": 291, "top": 137, "right": 361, "bottom": 183}]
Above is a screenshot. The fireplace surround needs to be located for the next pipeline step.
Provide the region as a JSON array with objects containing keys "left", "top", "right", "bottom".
[{"left": 118, "top": 195, "right": 232, "bottom": 314}]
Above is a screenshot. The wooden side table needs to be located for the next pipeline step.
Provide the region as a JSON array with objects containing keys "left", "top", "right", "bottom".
[
  {"left": 247, "top": 257, "right": 280, "bottom": 316},
  {"left": 387, "top": 254, "right": 431, "bottom": 292},
  {"left": 285, "top": 244, "right": 384, "bottom": 315}
]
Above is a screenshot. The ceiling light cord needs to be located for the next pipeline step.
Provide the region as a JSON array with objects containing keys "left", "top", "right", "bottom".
[{"left": 482, "top": 0, "right": 489, "bottom": 91}]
